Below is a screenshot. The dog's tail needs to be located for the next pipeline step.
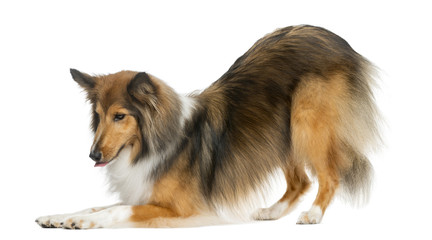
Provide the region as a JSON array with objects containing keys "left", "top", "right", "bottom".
[
  {"left": 339, "top": 146, "right": 374, "bottom": 205},
  {"left": 338, "top": 58, "right": 381, "bottom": 206}
]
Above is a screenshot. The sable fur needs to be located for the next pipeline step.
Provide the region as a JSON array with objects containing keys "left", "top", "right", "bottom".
[
  {"left": 53, "top": 25, "right": 380, "bottom": 227},
  {"left": 184, "top": 25, "right": 378, "bottom": 207}
]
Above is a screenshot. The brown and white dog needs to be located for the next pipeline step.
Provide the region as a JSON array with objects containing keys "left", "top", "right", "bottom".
[{"left": 36, "top": 25, "right": 380, "bottom": 229}]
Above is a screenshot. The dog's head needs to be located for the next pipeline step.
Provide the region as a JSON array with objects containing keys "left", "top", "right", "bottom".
[{"left": 70, "top": 69, "right": 181, "bottom": 167}]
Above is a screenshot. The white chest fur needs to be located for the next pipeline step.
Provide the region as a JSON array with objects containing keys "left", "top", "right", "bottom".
[{"left": 104, "top": 147, "right": 158, "bottom": 205}]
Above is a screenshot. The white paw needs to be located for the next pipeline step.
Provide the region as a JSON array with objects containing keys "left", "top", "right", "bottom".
[
  {"left": 61, "top": 206, "right": 132, "bottom": 229},
  {"left": 296, "top": 205, "right": 323, "bottom": 224},
  {"left": 62, "top": 216, "right": 99, "bottom": 229},
  {"left": 36, "top": 214, "right": 72, "bottom": 228},
  {"left": 253, "top": 202, "right": 289, "bottom": 220},
  {"left": 36, "top": 206, "right": 131, "bottom": 229}
]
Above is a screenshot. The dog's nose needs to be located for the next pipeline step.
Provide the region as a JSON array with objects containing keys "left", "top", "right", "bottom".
[{"left": 89, "top": 150, "right": 102, "bottom": 162}]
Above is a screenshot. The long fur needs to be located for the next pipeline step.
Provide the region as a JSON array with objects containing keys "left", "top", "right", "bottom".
[{"left": 38, "top": 25, "right": 380, "bottom": 228}]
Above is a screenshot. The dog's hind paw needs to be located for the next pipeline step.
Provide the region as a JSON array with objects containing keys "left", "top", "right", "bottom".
[
  {"left": 253, "top": 202, "right": 289, "bottom": 220},
  {"left": 296, "top": 206, "right": 323, "bottom": 224}
]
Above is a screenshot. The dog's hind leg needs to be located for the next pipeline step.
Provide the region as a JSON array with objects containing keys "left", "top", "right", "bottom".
[
  {"left": 295, "top": 144, "right": 342, "bottom": 224},
  {"left": 290, "top": 74, "right": 351, "bottom": 224},
  {"left": 291, "top": 117, "right": 341, "bottom": 224},
  {"left": 253, "top": 163, "right": 311, "bottom": 220}
]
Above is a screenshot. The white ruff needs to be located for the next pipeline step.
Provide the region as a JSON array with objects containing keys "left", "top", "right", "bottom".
[{"left": 104, "top": 147, "right": 159, "bottom": 205}]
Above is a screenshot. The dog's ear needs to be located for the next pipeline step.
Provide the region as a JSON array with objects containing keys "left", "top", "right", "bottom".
[
  {"left": 70, "top": 68, "right": 95, "bottom": 91},
  {"left": 127, "top": 72, "right": 157, "bottom": 108}
]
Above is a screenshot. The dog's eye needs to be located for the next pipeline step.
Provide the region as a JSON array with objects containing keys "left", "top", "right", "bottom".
[{"left": 114, "top": 114, "right": 126, "bottom": 121}]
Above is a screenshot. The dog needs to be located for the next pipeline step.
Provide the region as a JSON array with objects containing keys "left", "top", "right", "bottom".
[{"left": 36, "top": 25, "right": 380, "bottom": 229}]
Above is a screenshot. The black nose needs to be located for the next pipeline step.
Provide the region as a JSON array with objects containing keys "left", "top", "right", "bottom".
[{"left": 89, "top": 150, "right": 102, "bottom": 162}]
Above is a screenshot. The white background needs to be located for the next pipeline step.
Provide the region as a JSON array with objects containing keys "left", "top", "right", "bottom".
[{"left": 1, "top": 0, "right": 431, "bottom": 239}]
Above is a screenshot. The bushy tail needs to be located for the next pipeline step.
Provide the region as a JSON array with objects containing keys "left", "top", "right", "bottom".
[
  {"left": 338, "top": 57, "right": 381, "bottom": 206},
  {"left": 340, "top": 149, "right": 374, "bottom": 206}
]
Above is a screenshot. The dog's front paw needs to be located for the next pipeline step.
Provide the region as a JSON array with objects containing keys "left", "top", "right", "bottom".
[
  {"left": 62, "top": 217, "right": 98, "bottom": 230},
  {"left": 36, "top": 214, "right": 67, "bottom": 228}
]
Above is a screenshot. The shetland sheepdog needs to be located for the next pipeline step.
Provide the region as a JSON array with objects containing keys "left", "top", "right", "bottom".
[{"left": 36, "top": 25, "right": 380, "bottom": 229}]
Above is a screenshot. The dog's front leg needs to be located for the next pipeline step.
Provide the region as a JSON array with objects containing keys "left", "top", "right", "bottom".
[
  {"left": 35, "top": 203, "right": 119, "bottom": 228},
  {"left": 61, "top": 205, "right": 135, "bottom": 229},
  {"left": 60, "top": 204, "right": 178, "bottom": 229}
]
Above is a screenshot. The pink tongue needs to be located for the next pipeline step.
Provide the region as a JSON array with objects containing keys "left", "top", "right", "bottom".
[{"left": 94, "top": 162, "right": 108, "bottom": 167}]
